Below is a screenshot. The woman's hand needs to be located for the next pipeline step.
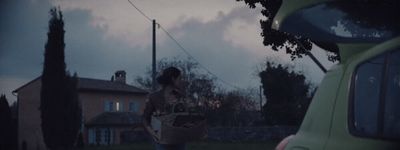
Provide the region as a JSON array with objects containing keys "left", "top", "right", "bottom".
[
  {"left": 275, "top": 135, "right": 295, "bottom": 150},
  {"left": 144, "top": 124, "right": 160, "bottom": 142},
  {"left": 151, "top": 129, "right": 160, "bottom": 142},
  {"left": 200, "top": 127, "right": 208, "bottom": 139}
]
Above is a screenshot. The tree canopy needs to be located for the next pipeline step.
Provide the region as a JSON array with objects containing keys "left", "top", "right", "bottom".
[
  {"left": 238, "top": 0, "right": 400, "bottom": 62},
  {"left": 0, "top": 94, "right": 15, "bottom": 150},
  {"left": 237, "top": 0, "right": 329, "bottom": 61},
  {"left": 259, "top": 62, "right": 313, "bottom": 126},
  {"left": 40, "top": 8, "right": 81, "bottom": 150}
]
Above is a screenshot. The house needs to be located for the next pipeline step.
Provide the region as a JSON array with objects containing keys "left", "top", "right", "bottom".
[{"left": 13, "top": 70, "right": 149, "bottom": 150}]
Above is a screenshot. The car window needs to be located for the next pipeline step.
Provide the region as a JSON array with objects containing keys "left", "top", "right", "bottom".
[
  {"left": 383, "top": 51, "right": 400, "bottom": 138},
  {"left": 281, "top": 2, "right": 399, "bottom": 43},
  {"left": 353, "top": 55, "right": 384, "bottom": 136},
  {"left": 352, "top": 49, "right": 400, "bottom": 139}
]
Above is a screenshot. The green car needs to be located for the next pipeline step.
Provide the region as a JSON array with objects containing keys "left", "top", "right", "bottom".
[{"left": 273, "top": 0, "right": 400, "bottom": 149}]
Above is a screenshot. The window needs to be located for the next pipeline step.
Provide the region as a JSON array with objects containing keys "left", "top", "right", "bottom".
[
  {"left": 353, "top": 56, "right": 384, "bottom": 136},
  {"left": 104, "top": 101, "right": 114, "bottom": 112},
  {"left": 280, "top": 1, "right": 399, "bottom": 43},
  {"left": 129, "top": 101, "right": 140, "bottom": 113},
  {"left": 105, "top": 128, "right": 111, "bottom": 145},
  {"left": 104, "top": 101, "right": 124, "bottom": 112},
  {"left": 95, "top": 128, "right": 101, "bottom": 144},
  {"left": 351, "top": 49, "right": 400, "bottom": 139},
  {"left": 109, "top": 129, "right": 114, "bottom": 144},
  {"left": 115, "top": 101, "right": 123, "bottom": 112},
  {"left": 88, "top": 128, "right": 95, "bottom": 145},
  {"left": 116, "top": 102, "right": 120, "bottom": 111},
  {"left": 383, "top": 51, "right": 400, "bottom": 138}
]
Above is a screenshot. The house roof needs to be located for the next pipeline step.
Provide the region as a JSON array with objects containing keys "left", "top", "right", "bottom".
[
  {"left": 85, "top": 112, "right": 142, "bottom": 127},
  {"left": 12, "top": 76, "right": 148, "bottom": 94},
  {"left": 78, "top": 77, "right": 148, "bottom": 94}
]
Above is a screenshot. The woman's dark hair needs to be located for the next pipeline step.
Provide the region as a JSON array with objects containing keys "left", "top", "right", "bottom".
[{"left": 156, "top": 67, "right": 181, "bottom": 86}]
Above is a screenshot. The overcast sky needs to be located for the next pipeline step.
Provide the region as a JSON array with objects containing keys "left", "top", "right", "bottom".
[{"left": 0, "top": 0, "right": 334, "bottom": 104}]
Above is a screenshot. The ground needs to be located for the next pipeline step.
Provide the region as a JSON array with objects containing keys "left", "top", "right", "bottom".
[{"left": 79, "top": 141, "right": 278, "bottom": 150}]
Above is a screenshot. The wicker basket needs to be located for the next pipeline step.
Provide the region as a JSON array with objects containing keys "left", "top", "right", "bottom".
[{"left": 151, "top": 112, "right": 207, "bottom": 144}]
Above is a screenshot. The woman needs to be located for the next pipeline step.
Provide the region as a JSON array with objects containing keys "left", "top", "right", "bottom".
[{"left": 143, "top": 67, "right": 186, "bottom": 150}]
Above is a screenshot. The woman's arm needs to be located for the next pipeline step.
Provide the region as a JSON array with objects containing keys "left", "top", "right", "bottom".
[{"left": 142, "top": 98, "right": 159, "bottom": 141}]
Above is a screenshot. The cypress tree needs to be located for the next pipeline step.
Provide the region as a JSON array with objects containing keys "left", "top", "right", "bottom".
[
  {"left": 40, "top": 8, "right": 81, "bottom": 150},
  {"left": 0, "top": 94, "right": 12, "bottom": 150}
]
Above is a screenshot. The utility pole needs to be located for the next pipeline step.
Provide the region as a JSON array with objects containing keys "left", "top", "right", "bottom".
[
  {"left": 306, "top": 51, "right": 327, "bottom": 73},
  {"left": 259, "top": 85, "right": 263, "bottom": 112},
  {"left": 294, "top": 38, "right": 327, "bottom": 73},
  {"left": 152, "top": 19, "right": 157, "bottom": 91}
]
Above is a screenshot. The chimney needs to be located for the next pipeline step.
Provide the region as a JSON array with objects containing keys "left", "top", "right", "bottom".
[{"left": 114, "top": 70, "right": 126, "bottom": 84}]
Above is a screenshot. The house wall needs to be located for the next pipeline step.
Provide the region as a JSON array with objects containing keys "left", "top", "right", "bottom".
[
  {"left": 17, "top": 79, "right": 147, "bottom": 150},
  {"left": 79, "top": 92, "right": 147, "bottom": 124},
  {"left": 86, "top": 126, "right": 143, "bottom": 145},
  {"left": 17, "top": 79, "right": 46, "bottom": 150},
  {"left": 79, "top": 92, "right": 147, "bottom": 144}
]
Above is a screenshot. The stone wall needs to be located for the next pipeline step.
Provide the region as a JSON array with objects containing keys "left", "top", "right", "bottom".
[
  {"left": 206, "top": 126, "right": 297, "bottom": 142},
  {"left": 121, "top": 126, "right": 297, "bottom": 143}
]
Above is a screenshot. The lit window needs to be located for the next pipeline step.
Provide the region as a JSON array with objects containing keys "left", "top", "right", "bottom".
[
  {"left": 116, "top": 102, "right": 120, "bottom": 112},
  {"left": 115, "top": 102, "right": 124, "bottom": 112}
]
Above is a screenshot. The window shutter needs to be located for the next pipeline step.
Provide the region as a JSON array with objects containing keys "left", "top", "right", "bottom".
[
  {"left": 104, "top": 101, "right": 109, "bottom": 112},
  {"left": 134, "top": 101, "right": 139, "bottom": 112},
  {"left": 110, "top": 101, "right": 114, "bottom": 112},
  {"left": 119, "top": 102, "right": 124, "bottom": 112},
  {"left": 88, "top": 128, "right": 95, "bottom": 144},
  {"left": 129, "top": 101, "right": 134, "bottom": 112},
  {"left": 129, "top": 101, "right": 139, "bottom": 113},
  {"left": 110, "top": 129, "right": 114, "bottom": 144}
]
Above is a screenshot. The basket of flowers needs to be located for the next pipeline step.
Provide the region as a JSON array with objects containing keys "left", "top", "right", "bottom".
[{"left": 151, "top": 102, "right": 207, "bottom": 144}]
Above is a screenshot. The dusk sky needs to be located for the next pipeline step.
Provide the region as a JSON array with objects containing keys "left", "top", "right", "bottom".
[{"left": 0, "top": 0, "right": 334, "bottom": 103}]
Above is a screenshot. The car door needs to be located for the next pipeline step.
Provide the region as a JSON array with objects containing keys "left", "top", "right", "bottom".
[
  {"left": 284, "top": 62, "right": 345, "bottom": 150},
  {"left": 325, "top": 37, "right": 400, "bottom": 150}
]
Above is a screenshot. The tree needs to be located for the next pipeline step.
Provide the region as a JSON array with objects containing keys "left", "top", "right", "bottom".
[
  {"left": 0, "top": 94, "right": 14, "bottom": 150},
  {"left": 238, "top": 0, "right": 400, "bottom": 62},
  {"left": 204, "top": 89, "right": 258, "bottom": 127},
  {"left": 259, "top": 62, "right": 312, "bottom": 126},
  {"left": 76, "top": 132, "right": 84, "bottom": 148},
  {"left": 9, "top": 101, "right": 18, "bottom": 150},
  {"left": 40, "top": 8, "right": 81, "bottom": 150},
  {"left": 237, "top": 0, "right": 341, "bottom": 62}
]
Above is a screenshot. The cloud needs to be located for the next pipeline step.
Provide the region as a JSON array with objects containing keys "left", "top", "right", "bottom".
[
  {"left": 52, "top": 0, "right": 333, "bottom": 87},
  {"left": 0, "top": 0, "right": 334, "bottom": 103},
  {"left": 55, "top": 1, "right": 274, "bottom": 89},
  {"left": 0, "top": 0, "right": 50, "bottom": 78},
  {"left": 153, "top": 7, "right": 275, "bottom": 89},
  {"left": 52, "top": 0, "right": 241, "bottom": 48},
  {"left": 0, "top": 0, "right": 51, "bottom": 103}
]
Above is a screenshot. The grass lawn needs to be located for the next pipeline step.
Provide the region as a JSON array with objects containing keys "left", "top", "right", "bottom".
[{"left": 80, "top": 141, "right": 278, "bottom": 150}]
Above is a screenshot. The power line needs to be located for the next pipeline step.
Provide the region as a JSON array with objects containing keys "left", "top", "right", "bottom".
[
  {"left": 127, "top": 0, "right": 241, "bottom": 90},
  {"left": 127, "top": 0, "right": 152, "bottom": 22},
  {"left": 159, "top": 25, "right": 241, "bottom": 90}
]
